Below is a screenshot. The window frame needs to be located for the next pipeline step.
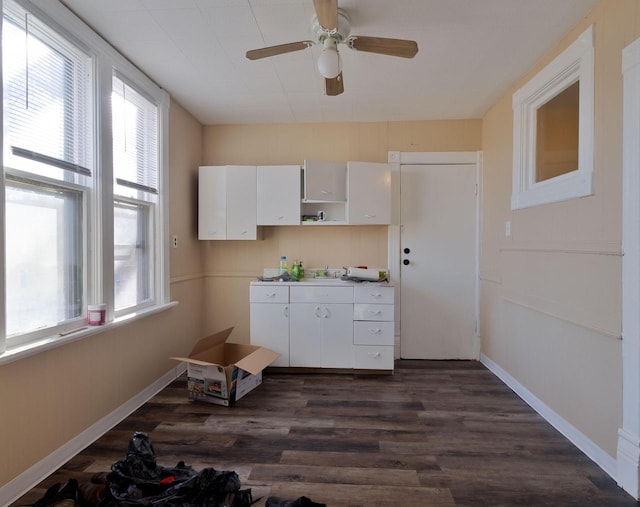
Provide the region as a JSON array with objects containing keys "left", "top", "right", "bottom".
[
  {"left": 511, "top": 25, "right": 594, "bottom": 210},
  {"left": 0, "top": 0, "right": 170, "bottom": 357}
]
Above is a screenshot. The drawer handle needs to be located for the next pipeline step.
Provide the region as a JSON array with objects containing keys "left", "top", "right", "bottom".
[
  {"left": 368, "top": 310, "right": 382, "bottom": 315},
  {"left": 276, "top": 215, "right": 284, "bottom": 220},
  {"left": 368, "top": 328, "right": 382, "bottom": 334},
  {"left": 283, "top": 306, "right": 289, "bottom": 317},
  {"left": 315, "top": 306, "right": 321, "bottom": 318},
  {"left": 266, "top": 292, "right": 276, "bottom": 298},
  {"left": 323, "top": 307, "right": 330, "bottom": 318},
  {"left": 369, "top": 292, "right": 382, "bottom": 298},
  {"left": 368, "top": 352, "right": 382, "bottom": 358},
  {"left": 364, "top": 214, "right": 376, "bottom": 219},
  {"left": 241, "top": 230, "right": 247, "bottom": 235}
]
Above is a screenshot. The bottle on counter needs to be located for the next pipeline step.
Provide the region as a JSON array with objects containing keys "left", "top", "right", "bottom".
[
  {"left": 279, "top": 255, "right": 288, "bottom": 276},
  {"left": 291, "top": 260, "right": 303, "bottom": 280}
]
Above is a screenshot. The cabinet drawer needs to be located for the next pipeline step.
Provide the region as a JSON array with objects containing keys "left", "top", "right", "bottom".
[
  {"left": 354, "top": 285, "right": 394, "bottom": 304},
  {"left": 353, "top": 303, "right": 394, "bottom": 321},
  {"left": 354, "top": 346, "right": 394, "bottom": 370},
  {"left": 290, "top": 286, "right": 353, "bottom": 303},
  {"left": 354, "top": 321, "right": 394, "bottom": 346},
  {"left": 250, "top": 285, "right": 289, "bottom": 303}
]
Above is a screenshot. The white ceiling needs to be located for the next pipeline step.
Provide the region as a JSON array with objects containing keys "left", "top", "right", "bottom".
[{"left": 59, "top": 0, "right": 598, "bottom": 126}]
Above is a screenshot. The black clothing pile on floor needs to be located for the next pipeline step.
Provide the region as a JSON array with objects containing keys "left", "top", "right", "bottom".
[{"left": 25, "top": 432, "right": 326, "bottom": 507}]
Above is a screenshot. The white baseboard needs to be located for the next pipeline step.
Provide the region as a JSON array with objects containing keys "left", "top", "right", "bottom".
[
  {"left": 0, "top": 363, "right": 187, "bottom": 507},
  {"left": 617, "top": 428, "right": 640, "bottom": 499},
  {"left": 480, "top": 353, "right": 617, "bottom": 480}
]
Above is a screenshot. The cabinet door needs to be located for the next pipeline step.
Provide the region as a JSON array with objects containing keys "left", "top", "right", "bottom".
[
  {"left": 250, "top": 303, "right": 290, "bottom": 367},
  {"left": 303, "top": 160, "right": 346, "bottom": 201},
  {"left": 321, "top": 303, "right": 354, "bottom": 368},
  {"left": 198, "top": 166, "right": 227, "bottom": 239},
  {"left": 227, "top": 165, "right": 257, "bottom": 240},
  {"left": 347, "top": 161, "right": 391, "bottom": 224},
  {"left": 289, "top": 303, "right": 322, "bottom": 367},
  {"left": 257, "top": 165, "right": 301, "bottom": 225}
]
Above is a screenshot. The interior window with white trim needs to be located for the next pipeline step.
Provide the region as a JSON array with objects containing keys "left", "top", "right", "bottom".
[{"left": 511, "top": 25, "right": 594, "bottom": 210}]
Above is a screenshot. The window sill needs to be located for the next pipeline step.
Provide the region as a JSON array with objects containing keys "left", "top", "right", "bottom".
[{"left": 0, "top": 301, "right": 179, "bottom": 366}]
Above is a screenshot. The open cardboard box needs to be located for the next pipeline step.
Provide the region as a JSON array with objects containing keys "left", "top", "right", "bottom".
[{"left": 171, "top": 327, "right": 279, "bottom": 406}]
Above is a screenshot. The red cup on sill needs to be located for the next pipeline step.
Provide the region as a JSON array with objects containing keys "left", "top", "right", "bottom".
[{"left": 88, "top": 304, "right": 106, "bottom": 325}]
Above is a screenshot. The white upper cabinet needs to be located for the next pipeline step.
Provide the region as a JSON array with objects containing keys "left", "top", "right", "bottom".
[
  {"left": 303, "top": 160, "right": 346, "bottom": 202},
  {"left": 257, "top": 165, "right": 301, "bottom": 225},
  {"left": 347, "top": 161, "right": 391, "bottom": 225},
  {"left": 198, "top": 165, "right": 257, "bottom": 240},
  {"left": 198, "top": 166, "right": 227, "bottom": 240}
]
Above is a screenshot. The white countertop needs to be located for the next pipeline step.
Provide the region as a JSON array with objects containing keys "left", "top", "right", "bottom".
[{"left": 251, "top": 278, "right": 393, "bottom": 287}]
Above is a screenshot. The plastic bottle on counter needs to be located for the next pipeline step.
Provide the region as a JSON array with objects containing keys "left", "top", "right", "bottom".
[
  {"left": 291, "top": 260, "right": 303, "bottom": 280},
  {"left": 279, "top": 255, "right": 288, "bottom": 276}
]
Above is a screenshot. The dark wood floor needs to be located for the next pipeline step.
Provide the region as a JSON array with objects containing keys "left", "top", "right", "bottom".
[{"left": 11, "top": 360, "right": 639, "bottom": 506}]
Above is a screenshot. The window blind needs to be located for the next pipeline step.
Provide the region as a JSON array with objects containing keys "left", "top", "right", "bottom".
[
  {"left": 3, "top": 1, "right": 93, "bottom": 177},
  {"left": 112, "top": 75, "right": 159, "bottom": 195}
]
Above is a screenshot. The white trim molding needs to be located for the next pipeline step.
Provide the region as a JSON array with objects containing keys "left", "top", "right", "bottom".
[
  {"left": 481, "top": 353, "right": 617, "bottom": 480},
  {"left": 511, "top": 25, "right": 594, "bottom": 210},
  {"left": 619, "top": 34, "right": 640, "bottom": 500},
  {"left": 0, "top": 363, "right": 187, "bottom": 506}
]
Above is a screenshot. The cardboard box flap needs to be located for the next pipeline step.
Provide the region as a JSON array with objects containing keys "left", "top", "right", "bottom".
[
  {"left": 170, "top": 356, "right": 213, "bottom": 366},
  {"left": 189, "top": 327, "right": 234, "bottom": 357},
  {"left": 234, "top": 347, "right": 280, "bottom": 375}
]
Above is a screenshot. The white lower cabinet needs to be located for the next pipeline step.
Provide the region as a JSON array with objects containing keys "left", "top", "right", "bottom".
[
  {"left": 250, "top": 285, "right": 290, "bottom": 367},
  {"left": 290, "top": 302, "right": 354, "bottom": 368},
  {"left": 289, "top": 286, "right": 354, "bottom": 368},
  {"left": 250, "top": 282, "right": 393, "bottom": 371}
]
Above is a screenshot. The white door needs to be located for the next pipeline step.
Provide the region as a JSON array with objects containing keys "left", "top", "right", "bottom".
[
  {"left": 321, "top": 303, "right": 354, "bottom": 368},
  {"left": 227, "top": 165, "right": 256, "bottom": 240},
  {"left": 400, "top": 163, "right": 478, "bottom": 359},
  {"left": 250, "top": 303, "right": 290, "bottom": 367},
  {"left": 257, "top": 165, "right": 301, "bottom": 225},
  {"left": 289, "top": 303, "right": 322, "bottom": 366}
]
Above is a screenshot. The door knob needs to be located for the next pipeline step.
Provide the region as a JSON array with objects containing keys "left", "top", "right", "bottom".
[
  {"left": 403, "top": 259, "right": 410, "bottom": 265},
  {"left": 404, "top": 247, "right": 410, "bottom": 254}
]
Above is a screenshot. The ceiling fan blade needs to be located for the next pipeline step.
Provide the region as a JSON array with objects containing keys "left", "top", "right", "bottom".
[
  {"left": 325, "top": 72, "right": 344, "bottom": 96},
  {"left": 313, "top": 0, "right": 338, "bottom": 31},
  {"left": 246, "top": 41, "right": 313, "bottom": 60},
  {"left": 347, "top": 36, "right": 418, "bottom": 58}
]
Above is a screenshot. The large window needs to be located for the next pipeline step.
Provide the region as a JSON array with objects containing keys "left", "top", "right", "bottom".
[
  {"left": 112, "top": 76, "right": 159, "bottom": 313},
  {"left": 1, "top": 0, "right": 169, "bottom": 354}
]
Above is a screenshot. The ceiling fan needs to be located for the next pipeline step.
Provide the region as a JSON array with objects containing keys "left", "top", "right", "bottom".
[{"left": 245, "top": 0, "right": 419, "bottom": 96}]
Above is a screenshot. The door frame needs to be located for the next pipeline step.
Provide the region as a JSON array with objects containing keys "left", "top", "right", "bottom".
[{"left": 387, "top": 151, "right": 483, "bottom": 359}]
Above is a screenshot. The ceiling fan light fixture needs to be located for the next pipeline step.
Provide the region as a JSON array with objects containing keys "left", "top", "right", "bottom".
[{"left": 317, "top": 47, "right": 342, "bottom": 78}]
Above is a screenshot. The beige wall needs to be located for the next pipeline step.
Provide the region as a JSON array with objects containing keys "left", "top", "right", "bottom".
[
  {"left": 201, "top": 120, "right": 482, "bottom": 340},
  {"left": 480, "top": 0, "right": 639, "bottom": 457},
  {"left": 0, "top": 99, "right": 205, "bottom": 487}
]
